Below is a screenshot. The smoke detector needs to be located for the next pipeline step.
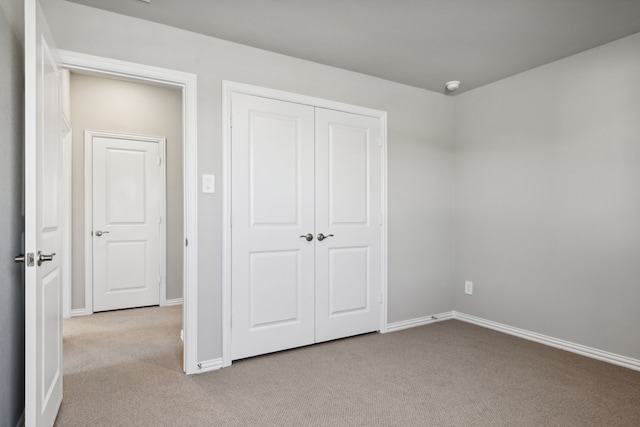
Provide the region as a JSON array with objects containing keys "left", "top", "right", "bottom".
[{"left": 445, "top": 81, "right": 461, "bottom": 91}]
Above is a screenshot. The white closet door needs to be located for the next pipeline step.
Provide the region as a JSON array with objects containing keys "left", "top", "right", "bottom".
[
  {"left": 231, "top": 94, "right": 316, "bottom": 360},
  {"left": 314, "top": 108, "right": 382, "bottom": 343}
]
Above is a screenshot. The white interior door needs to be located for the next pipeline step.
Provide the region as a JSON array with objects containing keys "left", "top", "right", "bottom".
[
  {"left": 90, "top": 133, "right": 164, "bottom": 312},
  {"left": 314, "top": 108, "right": 382, "bottom": 342},
  {"left": 231, "top": 93, "right": 316, "bottom": 360},
  {"left": 230, "top": 93, "right": 383, "bottom": 360},
  {"left": 24, "top": 1, "right": 63, "bottom": 425}
]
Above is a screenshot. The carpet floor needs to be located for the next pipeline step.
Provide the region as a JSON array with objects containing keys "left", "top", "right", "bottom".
[{"left": 55, "top": 306, "right": 640, "bottom": 426}]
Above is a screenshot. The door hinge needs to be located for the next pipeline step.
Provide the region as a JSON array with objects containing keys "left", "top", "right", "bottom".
[
  {"left": 158, "top": 157, "right": 162, "bottom": 166},
  {"left": 185, "top": 238, "right": 189, "bottom": 247}
]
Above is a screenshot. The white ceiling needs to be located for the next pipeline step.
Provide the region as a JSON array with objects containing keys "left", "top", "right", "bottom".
[{"left": 66, "top": 0, "right": 640, "bottom": 94}]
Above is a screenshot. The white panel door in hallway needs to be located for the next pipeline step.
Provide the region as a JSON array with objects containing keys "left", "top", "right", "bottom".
[
  {"left": 89, "top": 132, "right": 165, "bottom": 312},
  {"left": 231, "top": 93, "right": 382, "bottom": 360}
]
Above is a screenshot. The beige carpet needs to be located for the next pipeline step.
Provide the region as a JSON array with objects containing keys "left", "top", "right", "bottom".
[{"left": 56, "top": 306, "right": 640, "bottom": 426}]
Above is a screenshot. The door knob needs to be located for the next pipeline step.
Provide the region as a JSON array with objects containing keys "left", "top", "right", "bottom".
[
  {"left": 94, "top": 230, "right": 110, "bottom": 237},
  {"left": 37, "top": 251, "right": 56, "bottom": 266},
  {"left": 14, "top": 254, "right": 25, "bottom": 263},
  {"left": 317, "top": 233, "right": 334, "bottom": 241},
  {"left": 299, "top": 233, "right": 313, "bottom": 242}
]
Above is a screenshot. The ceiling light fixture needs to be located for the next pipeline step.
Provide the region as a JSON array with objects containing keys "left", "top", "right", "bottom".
[{"left": 445, "top": 81, "right": 461, "bottom": 91}]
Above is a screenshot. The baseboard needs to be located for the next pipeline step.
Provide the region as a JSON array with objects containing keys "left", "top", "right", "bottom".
[
  {"left": 453, "top": 311, "right": 640, "bottom": 372},
  {"left": 385, "top": 311, "right": 454, "bottom": 332},
  {"left": 70, "top": 308, "right": 91, "bottom": 317},
  {"left": 197, "top": 358, "right": 223, "bottom": 373},
  {"left": 16, "top": 410, "right": 24, "bottom": 427},
  {"left": 163, "top": 298, "right": 184, "bottom": 307}
]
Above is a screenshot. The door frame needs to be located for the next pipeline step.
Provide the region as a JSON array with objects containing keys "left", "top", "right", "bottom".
[
  {"left": 84, "top": 130, "right": 167, "bottom": 311},
  {"left": 221, "top": 81, "right": 389, "bottom": 367},
  {"left": 59, "top": 50, "right": 200, "bottom": 374}
]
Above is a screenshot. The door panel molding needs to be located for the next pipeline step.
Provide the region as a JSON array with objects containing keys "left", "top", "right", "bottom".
[{"left": 222, "top": 81, "right": 388, "bottom": 367}]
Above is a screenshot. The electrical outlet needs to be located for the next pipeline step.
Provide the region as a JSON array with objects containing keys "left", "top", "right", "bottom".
[{"left": 464, "top": 281, "right": 473, "bottom": 295}]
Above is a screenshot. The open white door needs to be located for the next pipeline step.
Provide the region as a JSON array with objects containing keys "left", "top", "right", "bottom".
[{"left": 24, "top": 0, "right": 63, "bottom": 426}]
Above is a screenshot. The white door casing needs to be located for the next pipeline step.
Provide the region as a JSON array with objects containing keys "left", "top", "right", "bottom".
[
  {"left": 229, "top": 89, "right": 386, "bottom": 361},
  {"left": 25, "top": 0, "right": 63, "bottom": 425},
  {"left": 231, "top": 94, "right": 316, "bottom": 360},
  {"left": 314, "top": 108, "right": 382, "bottom": 343},
  {"left": 88, "top": 132, "right": 165, "bottom": 312},
  {"left": 58, "top": 51, "right": 199, "bottom": 374}
]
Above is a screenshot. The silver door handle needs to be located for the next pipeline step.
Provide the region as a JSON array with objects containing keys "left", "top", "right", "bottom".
[
  {"left": 94, "top": 230, "right": 110, "bottom": 237},
  {"left": 37, "top": 251, "right": 56, "bottom": 266},
  {"left": 317, "top": 233, "right": 334, "bottom": 241},
  {"left": 299, "top": 233, "right": 313, "bottom": 242},
  {"left": 14, "top": 254, "right": 25, "bottom": 263}
]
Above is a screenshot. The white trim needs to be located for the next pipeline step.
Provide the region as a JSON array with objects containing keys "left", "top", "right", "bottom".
[
  {"left": 454, "top": 312, "right": 640, "bottom": 372},
  {"left": 84, "top": 131, "right": 167, "bottom": 314},
  {"left": 61, "top": 119, "right": 72, "bottom": 320},
  {"left": 164, "top": 298, "right": 184, "bottom": 307},
  {"left": 221, "top": 81, "right": 388, "bottom": 367},
  {"left": 59, "top": 50, "right": 199, "bottom": 375},
  {"left": 385, "top": 311, "right": 455, "bottom": 333},
  {"left": 70, "top": 308, "right": 90, "bottom": 317},
  {"left": 197, "top": 358, "right": 224, "bottom": 373}
]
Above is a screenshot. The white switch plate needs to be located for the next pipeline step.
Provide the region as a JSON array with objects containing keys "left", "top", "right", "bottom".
[
  {"left": 464, "top": 281, "right": 473, "bottom": 295},
  {"left": 202, "top": 174, "right": 215, "bottom": 193}
]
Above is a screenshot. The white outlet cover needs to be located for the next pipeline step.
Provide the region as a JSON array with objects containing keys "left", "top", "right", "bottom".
[{"left": 464, "top": 280, "right": 473, "bottom": 295}]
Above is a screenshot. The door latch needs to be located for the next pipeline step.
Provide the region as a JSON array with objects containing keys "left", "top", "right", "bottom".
[{"left": 14, "top": 252, "right": 35, "bottom": 267}]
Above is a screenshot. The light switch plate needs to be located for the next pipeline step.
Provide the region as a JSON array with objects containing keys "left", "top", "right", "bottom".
[{"left": 202, "top": 174, "right": 215, "bottom": 193}]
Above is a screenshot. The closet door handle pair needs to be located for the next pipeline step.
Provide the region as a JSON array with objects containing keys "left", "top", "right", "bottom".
[{"left": 299, "top": 233, "right": 334, "bottom": 242}]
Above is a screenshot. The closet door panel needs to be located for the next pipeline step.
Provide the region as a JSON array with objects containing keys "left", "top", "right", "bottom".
[
  {"left": 314, "top": 108, "right": 382, "bottom": 343},
  {"left": 231, "top": 94, "right": 315, "bottom": 360}
]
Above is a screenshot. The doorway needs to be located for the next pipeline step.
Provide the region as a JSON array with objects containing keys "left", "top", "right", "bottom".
[{"left": 59, "top": 50, "right": 200, "bottom": 374}]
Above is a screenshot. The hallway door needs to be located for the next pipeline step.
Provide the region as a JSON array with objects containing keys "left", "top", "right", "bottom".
[{"left": 89, "top": 132, "right": 165, "bottom": 312}]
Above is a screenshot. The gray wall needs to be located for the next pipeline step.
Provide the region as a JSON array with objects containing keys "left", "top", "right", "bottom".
[
  {"left": 454, "top": 32, "right": 640, "bottom": 359},
  {"left": 42, "top": 0, "right": 456, "bottom": 361},
  {"left": 69, "top": 73, "right": 184, "bottom": 310},
  {"left": 0, "top": 2, "right": 25, "bottom": 426}
]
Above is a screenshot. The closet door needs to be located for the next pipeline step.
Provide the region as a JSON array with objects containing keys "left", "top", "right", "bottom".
[
  {"left": 314, "top": 108, "right": 382, "bottom": 343},
  {"left": 231, "top": 94, "right": 316, "bottom": 360}
]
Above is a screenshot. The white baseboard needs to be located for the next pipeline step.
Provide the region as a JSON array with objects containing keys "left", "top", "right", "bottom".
[
  {"left": 70, "top": 308, "right": 91, "bottom": 317},
  {"left": 453, "top": 311, "right": 640, "bottom": 372},
  {"left": 385, "top": 311, "right": 454, "bottom": 332},
  {"left": 196, "top": 358, "right": 223, "bottom": 373},
  {"left": 16, "top": 410, "right": 24, "bottom": 427},
  {"left": 163, "top": 298, "right": 184, "bottom": 307}
]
